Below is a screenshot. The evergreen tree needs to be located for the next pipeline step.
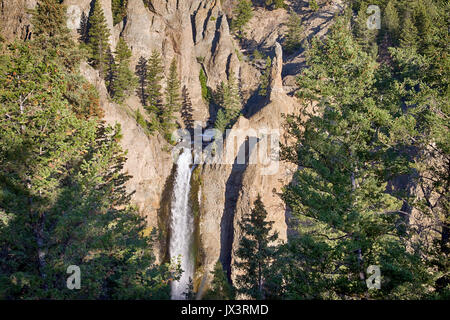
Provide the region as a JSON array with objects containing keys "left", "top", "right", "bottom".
[
  {"left": 77, "top": 11, "right": 90, "bottom": 43},
  {"left": 203, "top": 261, "right": 235, "bottom": 300},
  {"left": 222, "top": 72, "right": 242, "bottom": 122},
  {"left": 234, "top": 196, "right": 278, "bottom": 299},
  {"left": 281, "top": 16, "right": 431, "bottom": 299},
  {"left": 399, "top": 12, "right": 418, "bottom": 49},
  {"left": 232, "top": 0, "right": 254, "bottom": 36},
  {"left": 87, "top": 0, "right": 111, "bottom": 77},
  {"left": 181, "top": 86, "right": 194, "bottom": 130},
  {"left": 135, "top": 56, "right": 148, "bottom": 106},
  {"left": 283, "top": 12, "right": 304, "bottom": 54},
  {"left": 214, "top": 108, "right": 228, "bottom": 133},
  {"left": 112, "top": 0, "right": 128, "bottom": 25},
  {"left": 0, "top": 37, "right": 178, "bottom": 299},
  {"left": 146, "top": 50, "right": 164, "bottom": 117},
  {"left": 259, "top": 57, "right": 271, "bottom": 96},
  {"left": 383, "top": 0, "right": 400, "bottom": 43},
  {"left": 111, "top": 37, "right": 136, "bottom": 104},
  {"left": 31, "top": 0, "right": 82, "bottom": 70},
  {"left": 199, "top": 68, "right": 209, "bottom": 102},
  {"left": 163, "top": 58, "right": 181, "bottom": 131},
  {"left": 32, "top": 0, "right": 67, "bottom": 38},
  {"left": 353, "top": 2, "right": 378, "bottom": 57},
  {"left": 264, "top": 0, "right": 285, "bottom": 9},
  {"left": 105, "top": 47, "right": 117, "bottom": 96}
]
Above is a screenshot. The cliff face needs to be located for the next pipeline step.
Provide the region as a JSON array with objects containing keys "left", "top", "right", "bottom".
[{"left": 1, "top": 0, "right": 338, "bottom": 292}]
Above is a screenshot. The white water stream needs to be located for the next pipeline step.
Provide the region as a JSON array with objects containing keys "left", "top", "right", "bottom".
[{"left": 170, "top": 148, "right": 195, "bottom": 300}]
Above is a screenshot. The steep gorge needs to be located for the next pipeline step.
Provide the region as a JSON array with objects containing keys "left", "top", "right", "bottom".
[{"left": 0, "top": 0, "right": 342, "bottom": 296}]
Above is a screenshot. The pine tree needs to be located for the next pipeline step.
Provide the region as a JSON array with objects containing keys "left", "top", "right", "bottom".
[
  {"left": 112, "top": 0, "right": 128, "bottom": 25},
  {"left": 88, "top": 0, "right": 111, "bottom": 77},
  {"left": 77, "top": 11, "right": 90, "bottom": 43},
  {"left": 0, "top": 38, "right": 178, "bottom": 299},
  {"left": 203, "top": 261, "right": 235, "bottom": 300},
  {"left": 281, "top": 16, "right": 431, "bottom": 299},
  {"left": 264, "top": 0, "right": 285, "bottom": 9},
  {"left": 181, "top": 86, "right": 194, "bottom": 130},
  {"left": 146, "top": 50, "right": 164, "bottom": 117},
  {"left": 163, "top": 58, "right": 181, "bottom": 130},
  {"left": 383, "top": 0, "right": 400, "bottom": 43},
  {"left": 111, "top": 37, "right": 136, "bottom": 103},
  {"left": 199, "top": 68, "right": 209, "bottom": 101},
  {"left": 222, "top": 72, "right": 241, "bottom": 122},
  {"left": 234, "top": 196, "right": 278, "bottom": 299},
  {"left": 32, "top": 0, "right": 67, "bottom": 38},
  {"left": 283, "top": 12, "right": 304, "bottom": 54},
  {"left": 399, "top": 12, "right": 418, "bottom": 49},
  {"left": 214, "top": 108, "right": 228, "bottom": 133},
  {"left": 353, "top": 2, "right": 378, "bottom": 57},
  {"left": 232, "top": 0, "right": 254, "bottom": 36},
  {"left": 31, "top": 0, "right": 81, "bottom": 70},
  {"left": 259, "top": 57, "right": 271, "bottom": 96},
  {"left": 105, "top": 47, "right": 117, "bottom": 96},
  {"left": 135, "top": 56, "right": 148, "bottom": 106}
]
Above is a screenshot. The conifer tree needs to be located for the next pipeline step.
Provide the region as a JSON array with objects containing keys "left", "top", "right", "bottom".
[
  {"left": 146, "top": 50, "right": 164, "bottom": 117},
  {"left": 88, "top": 0, "right": 111, "bottom": 77},
  {"left": 135, "top": 56, "right": 148, "bottom": 106},
  {"left": 111, "top": 37, "right": 136, "bottom": 103},
  {"left": 112, "top": 0, "right": 128, "bottom": 25},
  {"left": 32, "top": 0, "right": 67, "bottom": 38},
  {"left": 259, "top": 57, "right": 271, "bottom": 96},
  {"left": 232, "top": 0, "right": 254, "bottom": 36},
  {"left": 383, "top": 0, "right": 400, "bottom": 43},
  {"left": 163, "top": 58, "right": 181, "bottom": 130},
  {"left": 105, "top": 48, "right": 117, "bottom": 96},
  {"left": 204, "top": 261, "right": 235, "bottom": 300},
  {"left": 77, "top": 11, "right": 89, "bottom": 43},
  {"left": 214, "top": 109, "right": 228, "bottom": 133},
  {"left": 400, "top": 13, "right": 418, "bottom": 49},
  {"left": 222, "top": 72, "right": 242, "bottom": 122},
  {"left": 281, "top": 16, "right": 431, "bottom": 299},
  {"left": 31, "top": 0, "right": 81, "bottom": 70},
  {"left": 0, "top": 35, "right": 178, "bottom": 299},
  {"left": 181, "top": 86, "right": 194, "bottom": 130},
  {"left": 234, "top": 196, "right": 278, "bottom": 299},
  {"left": 284, "top": 12, "right": 304, "bottom": 54},
  {"left": 353, "top": 2, "right": 378, "bottom": 56}
]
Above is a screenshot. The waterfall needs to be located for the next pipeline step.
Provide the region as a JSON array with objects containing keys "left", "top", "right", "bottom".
[{"left": 170, "top": 148, "right": 195, "bottom": 300}]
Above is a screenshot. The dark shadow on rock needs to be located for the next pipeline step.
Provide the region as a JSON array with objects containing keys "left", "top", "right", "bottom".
[
  {"left": 219, "top": 136, "right": 258, "bottom": 283},
  {"left": 181, "top": 86, "right": 194, "bottom": 131}
]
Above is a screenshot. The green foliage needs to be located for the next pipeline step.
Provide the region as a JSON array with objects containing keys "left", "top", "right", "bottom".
[
  {"left": 353, "top": 2, "right": 378, "bottom": 57},
  {"left": 280, "top": 16, "right": 433, "bottom": 299},
  {"left": 146, "top": 50, "right": 164, "bottom": 118},
  {"left": 87, "top": 0, "right": 111, "bottom": 77},
  {"left": 232, "top": 0, "right": 254, "bottom": 35},
  {"left": 199, "top": 68, "right": 210, "bottom": 102},
  {"left": 234, "top": 196, "right": 278, "bottom": 299},
  {"left": 283, "top": 12, "right": 304, "bottom": 54},
  {"left": 383, "top": 0, "right": 400, "bottom": 42},
  {"left": 110, "top": 37, "right": 137, "bottom": 104},
  {"left": 203, "top": 261, "right": 235, "bottom": 300},
  {"left": 259, "top": 57, "right": 271, "bottom": 96},
  {"left": 0, "top": 28, "right": 178, "bottom": 299},
  {"left": 264, "top": 0, "right": 286, "bottom": 9},
  {"left": 112, "top": 0, "right": 128, "bottom": 25},
  {"left": 214, "top": 72, "right": 242, "bottom": 131},
  {"left": 309, "top": 0, "right": 319, "bottom": 12},
  {"left": 162, "top": 58, "right": 181, "bottom": 134},
  {"left": 135, "top": 56, "right": 148, "bottom": 106}
]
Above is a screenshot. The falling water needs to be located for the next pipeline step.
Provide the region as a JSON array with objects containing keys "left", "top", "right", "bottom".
[{"left": 170, "top": 148, "right": 195, "bottom": 300}]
